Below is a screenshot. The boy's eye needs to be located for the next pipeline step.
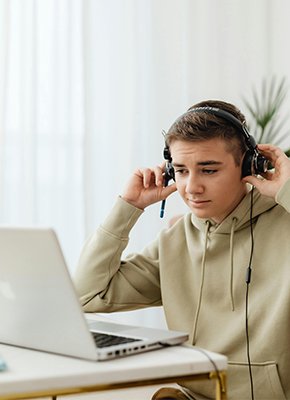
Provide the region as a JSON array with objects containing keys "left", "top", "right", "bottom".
[
  {"left": 175, "top": 169, "right": 188, "bottom": 175},
  {"left": 202, "top": 169, "right": 217, "bottom": 174}
]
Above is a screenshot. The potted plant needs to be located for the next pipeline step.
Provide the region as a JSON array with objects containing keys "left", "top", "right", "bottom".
[{"left": 243, "top": 76, "right": 290, "bottom": 157}]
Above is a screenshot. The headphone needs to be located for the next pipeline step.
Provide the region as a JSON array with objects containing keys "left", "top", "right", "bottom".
[{"left": 163, "top": 106, "right": 269, "bottom": 183}]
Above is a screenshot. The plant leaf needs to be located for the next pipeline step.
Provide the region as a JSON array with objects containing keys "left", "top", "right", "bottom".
[{"left": 243, "top": 76, "right": 289, "bottom": 150}]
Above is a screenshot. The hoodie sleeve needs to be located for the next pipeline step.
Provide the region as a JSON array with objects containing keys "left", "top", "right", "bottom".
[
  {"left": 73, "top": 197, "right": 162, "bottom": 312},
  {"left": 275, "top": 177, "right": 290, "bottom": 213}
]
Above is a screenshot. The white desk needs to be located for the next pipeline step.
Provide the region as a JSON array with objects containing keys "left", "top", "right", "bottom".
[{"left": 0, "top": 343, "right": 227, "bottom": 400}]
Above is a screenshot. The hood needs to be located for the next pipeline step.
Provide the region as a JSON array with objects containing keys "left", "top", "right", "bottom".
[{"left": 189, "top": 186, "right": 277, "bottom": 344}]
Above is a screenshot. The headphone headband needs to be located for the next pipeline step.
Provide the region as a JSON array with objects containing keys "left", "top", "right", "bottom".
[
  {"left": 183, "top": 106, "right": 256, "bottom": 150},
  {"left": 163, "top": 106, "right": 269, "bottom": 177}
]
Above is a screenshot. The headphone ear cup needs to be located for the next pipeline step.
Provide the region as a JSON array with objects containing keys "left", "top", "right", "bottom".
[
  {"left": 241, "top": 149, "right": 254, "bottom": 178},
  {"left": 242, "top": 149, "right": 269, "bottom": 178},
  {"left": 163, "top": 146, "right": 175, "bottom": 182},
  {"left": 255, "top": 153, "right": 269, "bottom": 175},
  {"left": 166, "top": 162, "right": 175, "bottom": 181}
]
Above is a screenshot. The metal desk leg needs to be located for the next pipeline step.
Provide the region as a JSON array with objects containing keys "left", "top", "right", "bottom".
[{"left": 210, "top": 371, "right": 227, "bottom": 400}]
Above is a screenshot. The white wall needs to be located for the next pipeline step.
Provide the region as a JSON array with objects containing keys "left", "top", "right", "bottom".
[{"left": 82, "top": 0, "right": 290, "bottom": 257}]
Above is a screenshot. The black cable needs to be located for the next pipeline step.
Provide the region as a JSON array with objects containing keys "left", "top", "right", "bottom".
[
  {"left": 159, "top": 343, "right": 224, "bottom": 396},
  {"left": 245, "top": 187, "right": 255, "bottom": 400},
  {"left": 193, "top": 346, "right": 223, "bottom": 390}
]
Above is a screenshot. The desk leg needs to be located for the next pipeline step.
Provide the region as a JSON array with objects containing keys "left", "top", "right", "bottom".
[{"left": 210, "top": 371, "right": 227, "bottom": 400}]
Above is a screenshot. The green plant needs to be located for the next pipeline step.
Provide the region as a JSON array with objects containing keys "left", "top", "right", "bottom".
[{"left": 243, "top": 76, "right": 290, "bottom": 157}]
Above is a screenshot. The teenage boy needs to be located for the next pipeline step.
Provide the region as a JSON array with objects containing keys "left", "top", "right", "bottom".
[{"left": 74, "top": 100, "right": 290, "bottom": 400}]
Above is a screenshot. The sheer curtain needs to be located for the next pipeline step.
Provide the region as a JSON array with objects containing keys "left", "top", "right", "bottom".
[
  {"left": 1, "top": 0, "right": 290, "bottom": 326},
  {"left": 0, "top": 0, "right": 84, "bottom": 268}
]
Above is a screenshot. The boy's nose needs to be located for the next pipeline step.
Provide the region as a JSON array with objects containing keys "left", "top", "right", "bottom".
[{"left": 185, "top": 175, "right": 204, "bottom": 194}]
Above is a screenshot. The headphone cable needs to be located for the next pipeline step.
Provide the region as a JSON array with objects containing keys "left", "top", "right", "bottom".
[
  {"left": 193, "top": 346, "right": 223, "bottom": 393},
  {"left": 245, "top": 186, "right": 255, "bottom": 400}
]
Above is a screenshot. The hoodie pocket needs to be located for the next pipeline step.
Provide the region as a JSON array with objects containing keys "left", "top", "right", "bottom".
[{"left": 228, "top": 361, "right": 286, "bottom": 400}]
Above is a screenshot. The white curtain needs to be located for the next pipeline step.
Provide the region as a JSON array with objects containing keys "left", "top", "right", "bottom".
[
  {"left": 1, "top": 0, "right": 290, "bottom": 325},
  {"left": 0, "top": 0, "right": 84, "bottom": 268}
]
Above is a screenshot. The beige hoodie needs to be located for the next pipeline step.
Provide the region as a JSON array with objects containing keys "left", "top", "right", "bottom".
[{"left": 74, "top": 179, "right": 290, "bottom": 400}]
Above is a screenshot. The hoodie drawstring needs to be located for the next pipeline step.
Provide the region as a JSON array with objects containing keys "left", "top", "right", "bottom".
[
  {"left": 230, "top": 217, "right": 237, "bottom": 311},
  {"left": 191, "top": 217, "right": 238, "bottom": 344},
  {"left": 192, "top": 220, "right": 210, "bottom": 345}
]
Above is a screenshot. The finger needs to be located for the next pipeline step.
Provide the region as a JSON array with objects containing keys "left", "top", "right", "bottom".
[
  {"left": 139, "top": 168, "right": 155, "bottom": 188},
  {"left": 259, "top": 170, "right": 274, "bottom": 181},
  {"left": 257, "top": 144, "right": 287, "bottom": 164},
  {"left": 242, "top": 175, "right": 263, "bottom": 189},
  {"left": 152, "top": 165, "right": 164, "bottom": 187},
  {"left": 161, "top": 182, "right": 177, "bottom": 199}
]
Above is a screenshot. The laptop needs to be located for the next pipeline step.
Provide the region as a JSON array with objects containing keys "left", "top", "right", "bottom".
[{"left": 0, "top": 227, "right": 188, "bottom": 361}]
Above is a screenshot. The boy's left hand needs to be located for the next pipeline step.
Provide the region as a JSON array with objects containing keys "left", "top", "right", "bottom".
[{"left": 242, "top": 144, "right": 290, "bottom": 199}]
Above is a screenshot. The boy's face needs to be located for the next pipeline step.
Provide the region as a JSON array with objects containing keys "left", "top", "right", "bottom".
[{"left": 170, "top": 138, "right": 247, "bottom": 224}]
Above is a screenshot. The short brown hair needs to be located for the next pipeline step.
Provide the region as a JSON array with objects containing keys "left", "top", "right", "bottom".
[{"left": 165, "top": 100, "right": 248, "bottom": 166}]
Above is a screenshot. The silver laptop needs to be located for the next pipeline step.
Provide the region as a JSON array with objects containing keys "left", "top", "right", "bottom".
[{"left": 0, "top": 227, "right": 188, "bottom": 361}]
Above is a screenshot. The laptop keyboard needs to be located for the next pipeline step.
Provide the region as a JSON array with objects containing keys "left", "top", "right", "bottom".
[{"left": 91, "top": 331, "right": 141, "bottom": 348}]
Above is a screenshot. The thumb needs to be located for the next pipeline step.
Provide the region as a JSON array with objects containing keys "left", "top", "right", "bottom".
[
  {"left": 242, "top": 175, "right": 260, "bottom": 189},
  {"left": 162, "top": 182, "right": 177, "bottom": 199}
]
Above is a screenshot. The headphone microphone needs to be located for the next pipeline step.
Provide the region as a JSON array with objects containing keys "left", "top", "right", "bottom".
[
  {"left": 159, "top": 146, "right": 176, "bottom": 218},
  {"left": 160, "top": 106, "right": 269, "bottom": 218}
]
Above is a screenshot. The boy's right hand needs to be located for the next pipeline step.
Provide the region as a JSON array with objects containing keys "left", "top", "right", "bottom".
[{"left": 121, "top": 164, "right": 177, "bottom": 210}]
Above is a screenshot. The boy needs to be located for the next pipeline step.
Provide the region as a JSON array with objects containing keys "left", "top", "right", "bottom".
[{"left": 74, "top": 100, "right": 290, "bottom": 399}]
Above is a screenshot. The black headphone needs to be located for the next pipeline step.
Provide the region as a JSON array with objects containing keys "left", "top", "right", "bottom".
[{"left": 163, "top": 106, "right": 269, "bottom": 182}]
